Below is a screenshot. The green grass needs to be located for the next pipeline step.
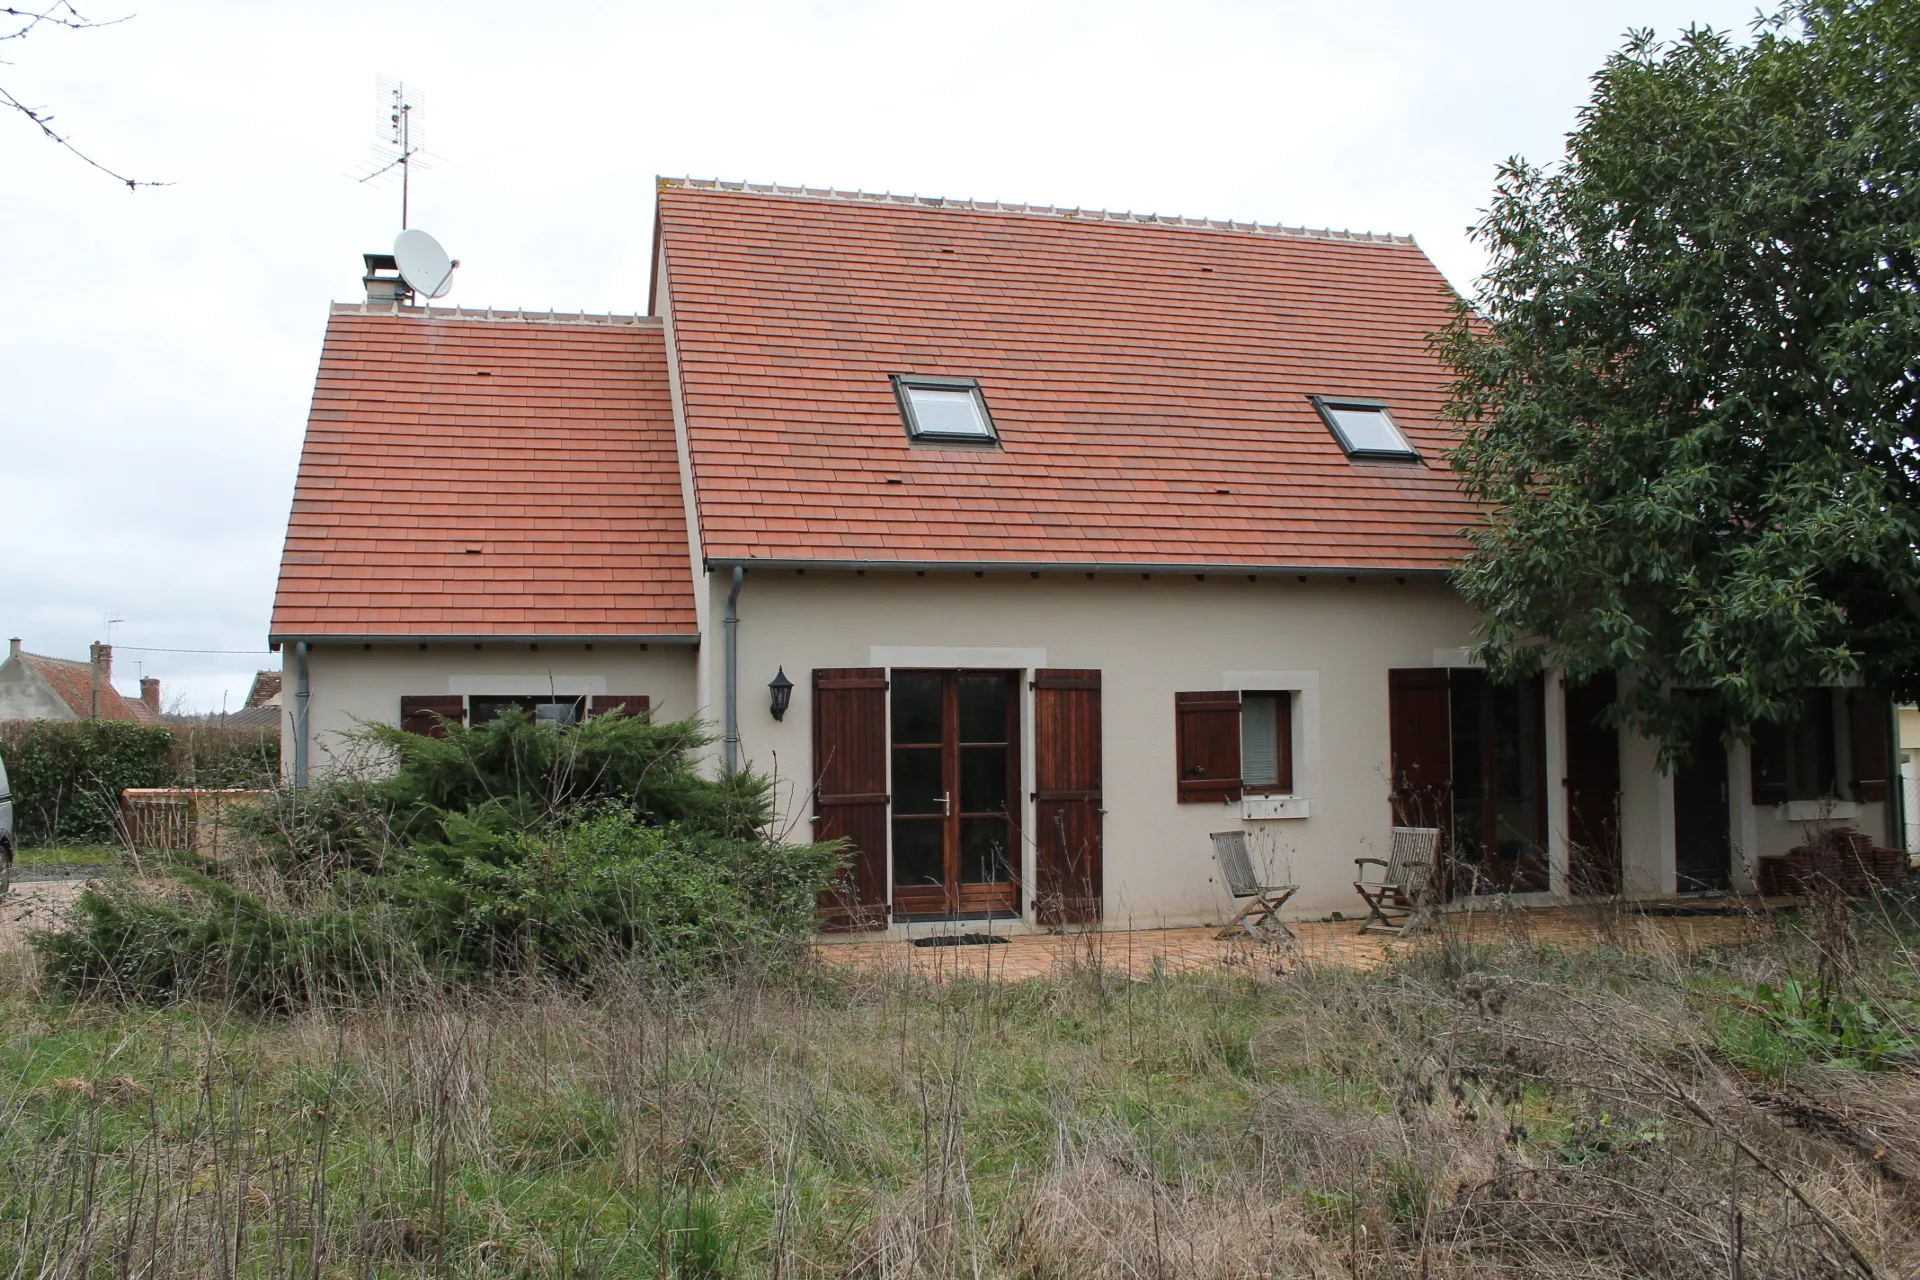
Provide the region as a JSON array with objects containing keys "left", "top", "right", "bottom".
[{"left": 12, "top": 844, "right": 122, "bottom": 868}]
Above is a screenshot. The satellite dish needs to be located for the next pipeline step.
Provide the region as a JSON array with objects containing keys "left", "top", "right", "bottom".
[{"left": 393, "top": 228, "right": 457, "bottom": 299}]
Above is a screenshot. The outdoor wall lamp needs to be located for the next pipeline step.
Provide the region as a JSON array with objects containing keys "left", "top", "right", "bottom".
[{"left": 768, "top": 666, "right": 794, "bottom": 721}]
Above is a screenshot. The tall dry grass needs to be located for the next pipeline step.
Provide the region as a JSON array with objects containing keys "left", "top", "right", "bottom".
[{"left": 3, "top": 878, "right": 1919, "bottom": 1278}]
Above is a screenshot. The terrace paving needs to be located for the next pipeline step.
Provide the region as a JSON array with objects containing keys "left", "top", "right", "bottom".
[{"left": 812, "top": 899, "right": 1797, "bottom": 982}]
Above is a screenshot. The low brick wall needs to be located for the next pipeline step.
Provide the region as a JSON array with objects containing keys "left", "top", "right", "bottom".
[{"left": 120, "top": 789, "right": 271, "bottom": 858}]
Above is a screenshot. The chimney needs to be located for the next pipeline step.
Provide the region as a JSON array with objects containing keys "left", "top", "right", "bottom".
[
  {"left": 141, "top": 677, "right": 161, "bottom": 715},
  {"left": 88, "top": 641, "right": 109, "bottom": 719},
  {"left": 362, "top": 252, "right": 412, "bottom": 306},
  {"left": 7, "top": 637, "right": 19, "bottom": 660}
]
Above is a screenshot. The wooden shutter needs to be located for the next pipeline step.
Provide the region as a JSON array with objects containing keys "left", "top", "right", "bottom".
[
  {"left": 399, "top": 695, "right": 465, "bottom": 738},
  {"left": 1034, "top": 669, "right": 1103, "bottom": 925},
  {"left": 1175, "top": 690, "right": 1242, "bottom": 803},
  {"left": 1386, "top": 669, "right": 1452, "bottom": 830},
  {"left": 1563, "top": 673, "right": 1622, "bottom": 895},
  {"left": 1750, "top": 717, "right": 1790, "bottom": 806},
  {"left": 813, "top": 668, "right": 889, "bottom": 931},
  {"left": 588, "top": 694, "right": 651, "bottom": 719},
  {"left": 1848, "top": 689, "right": 1890, "bottom": 803}
]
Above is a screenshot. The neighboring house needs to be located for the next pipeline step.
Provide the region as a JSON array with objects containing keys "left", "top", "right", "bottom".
[
  {"left": 216, "top": 670, "right": 284, "bottom": 730},
  {"left": 0, "top": 639, "right": 164, "bottom": 725},
  {"left": 244, "top": 670, "right": 282, "bottom": 710},
  {"left": 270, "top": 179, "right": 1900, "bottom": 928}
]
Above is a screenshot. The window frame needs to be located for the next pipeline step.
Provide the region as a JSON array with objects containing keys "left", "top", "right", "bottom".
[
  {"left": 1239, "top": 691, "right": 1295, "bottom": 795},
  {"left": 892, "top": 374, "right": 1000, "bottom": 446},
  {"left": 1309, "top": 395, "right": 1420, "bottom": 462}
]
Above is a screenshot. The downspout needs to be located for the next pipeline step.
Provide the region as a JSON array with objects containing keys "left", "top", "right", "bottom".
[
  {"left": 293, "top": 642, "right": 311, "bottom": 789},
  {"left": 723, "top": 566, "right": 744, "bottom": 773}
]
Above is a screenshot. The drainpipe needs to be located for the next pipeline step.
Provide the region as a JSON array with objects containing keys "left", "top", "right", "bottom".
[
  {"left": 723, "top": 566, "right": 744, "bottom": 773},
  {"left": 293, "top": 642, "right": 311, "bottom": 788}
]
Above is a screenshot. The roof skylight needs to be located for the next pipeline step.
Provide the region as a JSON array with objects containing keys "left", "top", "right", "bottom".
[
  {"left": 1311, "top": 397, "right": 1419, "bottom": 461},
  {"left": 894, "top": 375, "right": 998, "bottom": 444}
]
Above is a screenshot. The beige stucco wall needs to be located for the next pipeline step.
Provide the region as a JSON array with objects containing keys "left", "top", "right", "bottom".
[
  {"left": 704, "top": 568, "right": 1896, "bottom": 924},
  {"left": 284, "top": 642, "right": 702, "bottom": 774},
  {"left": 714, "top": 568, "right": 1487, "bottom": 925}
]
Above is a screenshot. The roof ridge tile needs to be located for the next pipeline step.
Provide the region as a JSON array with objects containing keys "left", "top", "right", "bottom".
[{"left": 658, "top": 176, "right": 1418, "bottom": 247}]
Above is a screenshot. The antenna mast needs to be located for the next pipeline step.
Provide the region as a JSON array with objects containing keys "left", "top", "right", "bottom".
[{"left": 356, "top": 76, "right": 429, "bottom": 230}]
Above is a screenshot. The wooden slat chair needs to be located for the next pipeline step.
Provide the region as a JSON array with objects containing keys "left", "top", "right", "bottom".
[
  {"left": 1353, "top": 826, "right": 1442, "bottom": 935},
  {"left": 1211, "top": 831, "right": 1299, "bottom": 941}
]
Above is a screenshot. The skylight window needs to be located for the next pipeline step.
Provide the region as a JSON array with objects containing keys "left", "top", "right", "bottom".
[
  {"left": 1311, "top": 396, "right": 1419, "bottom": 461},
  {"left": 893, "top": 375, "right": 998, "bottom": 444}
]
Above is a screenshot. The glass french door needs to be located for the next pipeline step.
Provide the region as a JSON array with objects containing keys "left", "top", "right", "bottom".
[{"left": 890, "top": 670, "right": 1021, "bottom": 918}]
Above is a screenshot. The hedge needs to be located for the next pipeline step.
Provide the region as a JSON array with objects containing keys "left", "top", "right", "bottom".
[{"left": 0, "top": 720, "right": 278, "bottom": 845}]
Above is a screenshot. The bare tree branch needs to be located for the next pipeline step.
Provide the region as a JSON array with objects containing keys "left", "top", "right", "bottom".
[
  {"left": 2, "top": 3, "right": 165, "bottom": 188},
  {"left": 3, "top": 2, "right": 128, "bottom": 43}
]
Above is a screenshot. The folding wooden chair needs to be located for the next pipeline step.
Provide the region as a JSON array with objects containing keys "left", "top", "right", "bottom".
[
  {"left": 1211, "top": 831, "right": 1298, "bottom": 941},
  {"left": 1353, "top": 826, "right": 1441, "bottom": 935}
]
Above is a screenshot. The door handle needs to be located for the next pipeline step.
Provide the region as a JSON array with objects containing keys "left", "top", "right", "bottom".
[{"left": 937, "top": 792, "right": 951, "bottom": 816}]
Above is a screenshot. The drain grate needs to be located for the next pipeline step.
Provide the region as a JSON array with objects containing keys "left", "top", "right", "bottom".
[{"left": 911, "top": 933, "right": 1010, "bottom": 948}]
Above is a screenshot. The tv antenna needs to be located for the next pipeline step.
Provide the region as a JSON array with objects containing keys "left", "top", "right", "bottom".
[{"left": 354, "top": 76, "right": 430, "bottom": 229}]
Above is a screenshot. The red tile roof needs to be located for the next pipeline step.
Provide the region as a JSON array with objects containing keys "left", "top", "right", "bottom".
[
  {"left": 270, "top": 310, "right": 698, "bottom": 641},
  {"left": 656, "top": 180, "right": 1478, "bottom": 572},
  {"left": 17, "top": 653, "right": 149, "bottom": 723}
]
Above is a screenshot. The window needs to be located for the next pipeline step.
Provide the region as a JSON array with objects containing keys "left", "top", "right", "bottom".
[
  {"left": 1310, "top": 396, "right": 1419, "bottom": 461},
  {"left": 470, "top": 694, "right": 584, "bottom": 727},
  {"left": 1751, "top": 688, "right": 1856, "bottom": 804},
  {"left": 1785, "top": 689, "right": 1837, "bottom": 801},
  {"left": 1174, "top": 689, "right": 1294, "bottom": 802},
  {"left": 401, "top": 693, "right": 648, "bottom": 735},
  {"left": 893, "top": 375, "right": 998, "bottom": 443},
  {"left": 1240, "top": 692, "right": 1294, "bottom": 793}
]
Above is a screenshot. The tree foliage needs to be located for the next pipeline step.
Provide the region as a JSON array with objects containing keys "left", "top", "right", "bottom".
[{"left": 1439, "top": 0, "right": 1920, "bottom": 749}]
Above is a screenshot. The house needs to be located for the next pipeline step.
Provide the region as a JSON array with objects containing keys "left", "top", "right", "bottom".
[
  {"left": 215, "top": 670, "right": 284, "bottom": 731},
  {"left": 0, "top": 639, "right": 163, "bottom": 725},
  {"left": 269, "top": 179, "right": 1900, "bottom": 928}
]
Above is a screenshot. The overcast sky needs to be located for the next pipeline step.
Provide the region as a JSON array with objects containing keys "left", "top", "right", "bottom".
[{"left": 0, "top": 0, "right": 1767, "bottom": 713}]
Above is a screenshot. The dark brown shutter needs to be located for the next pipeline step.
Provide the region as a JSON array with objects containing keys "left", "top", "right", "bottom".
[
  {"left": 1387, "top": 669, "right": 1452, "bottom": 830},
  {"left": 1034, "top": 669, "right": 1103, "bottom": 925},
  {"left": 1750, "top": 717, "right": 1790, "bottom": 806},
  {"left": 399, "top": 695, "right": 466, "bottom": 738},
  {"left": 1175, "top": 690, "right": 1242, "bottom": 803},
  {"left": 588, "top": 694, "right": 651, "bottom": 719},
  {"left": 1563, "top": 672, "right": 1621, "bottom": 895},
  {"left": 813, "top": 668, "right": 889, "bottom": 931},
  {"left": 1848, "top": 689, "right": 1890, "bottom": 803}
]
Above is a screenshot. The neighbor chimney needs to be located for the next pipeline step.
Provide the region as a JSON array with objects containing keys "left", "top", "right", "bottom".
[
  {"left": 89, "top": 641, "right": 109, "bottom": 719},
  {"left": 141, "top": 677, "right": 161, "bottom": 715},
  {"left": 6, "top": 637, "right": 19, "bottom": 660}
]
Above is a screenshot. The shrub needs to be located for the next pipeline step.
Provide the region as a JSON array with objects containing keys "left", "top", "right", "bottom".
[
  {"left": 0, "top": 719, "right": 175, "bottom": 843},
  {"left": 0, "top": 720, "right": 280, "bottom": 845},
  {"left": 36, "top": 710, "right": 842, "bottom": 1009},
  {"left": 33, "top": 873, "right": 412, "bottom": 1012},
  {"left": 397, "top": 806, "right": 841, "bottom": 982},
  {"left": 365, "top": 708, "right": 771, "bottom": 841}
]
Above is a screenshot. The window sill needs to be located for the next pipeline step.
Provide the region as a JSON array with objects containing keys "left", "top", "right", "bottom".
[
  {"left": 1242, "top": 794, "right": 1310, "bottom": 820},
  {"left": 1774, "top": 799, "right": 1863, "bottom": 822}
]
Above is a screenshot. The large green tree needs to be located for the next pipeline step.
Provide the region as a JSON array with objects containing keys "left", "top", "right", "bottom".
[{"left": 1441, "top": 0, "right": 1920, "bottom": 750}]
